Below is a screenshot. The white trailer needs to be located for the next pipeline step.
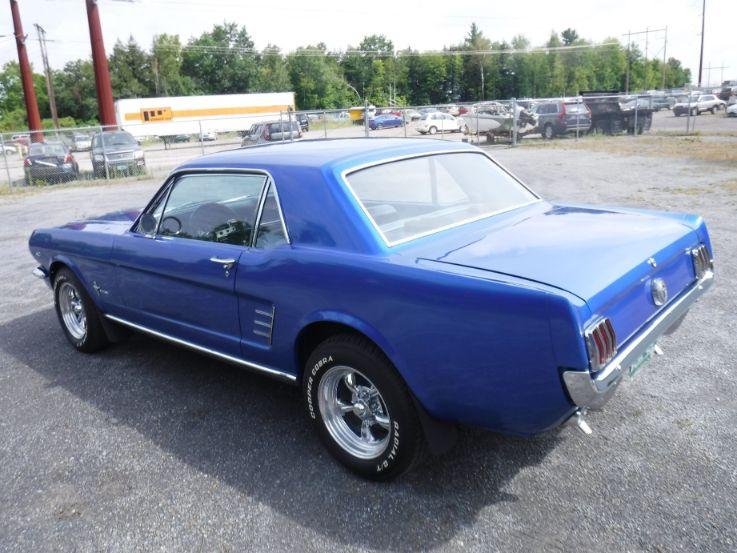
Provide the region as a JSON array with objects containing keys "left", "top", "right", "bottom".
[{"left": 114, "top": 92, "right": 296, "bottom": 138}]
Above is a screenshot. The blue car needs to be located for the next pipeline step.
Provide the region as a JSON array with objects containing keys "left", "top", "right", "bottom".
[
  {"left": 369, "top": 113, "right": 404, "bottom": 130},
  {"left": 28, "top": 139, "right": 714, "bottom": 480}
]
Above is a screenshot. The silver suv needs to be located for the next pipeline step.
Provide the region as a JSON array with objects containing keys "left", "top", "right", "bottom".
[
  {"left": 241, "top": 120, "right": 302, "bottom": 146},
  {"left": 672, "top": 94, "right": 725, "bottom": 116}
]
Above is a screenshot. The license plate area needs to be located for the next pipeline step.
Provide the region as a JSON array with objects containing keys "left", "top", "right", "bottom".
[{"left": 628, "top": 343, "right": 658, "bottom": 378}]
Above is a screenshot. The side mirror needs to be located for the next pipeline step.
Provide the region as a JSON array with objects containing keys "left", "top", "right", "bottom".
[{"left": 139, "top": 213, "right": 157, "bottom": 234}]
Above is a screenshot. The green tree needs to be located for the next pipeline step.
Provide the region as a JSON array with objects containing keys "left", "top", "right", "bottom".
[
  {"left": 0, "top": 61, "right": 50, "bottom": 130},
  {"left": 256, "top": 46, "right": 292, "bottom": 92},
  {"left": 182, "top": 22, "right": 259, "bottom": 94},
  {"left": 561, "top": 28, "right": 579, "bottom": 46},
  {"left": 53, "top": 59, "right": 99, "bottom": 124},
  {"left": 151, "top": 34, "right": 194, "bottom": 96},
  {"left": 287, "top": 44, "right": 352, "bottom": 109},
  {"left": 109, "top": 36, "right": 152, "bottom": 98}
]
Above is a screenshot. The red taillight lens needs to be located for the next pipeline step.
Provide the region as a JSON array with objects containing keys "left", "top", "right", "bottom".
[
  {"left": 64, "top": 153, "right": 73, "bottom": 163},
  {"left": 585, "top": 318, "right": 618, "bottom": 372},
  {"left": 558, "top": 103, "right": 566, "bottom": 121},
  {"left": 23, "top": 157, "right": 31, "bottom": 167}
]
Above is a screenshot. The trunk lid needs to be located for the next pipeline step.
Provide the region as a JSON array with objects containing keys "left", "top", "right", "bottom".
[{"left": 413, "top": 202, "right": 700, "bottom": 345}]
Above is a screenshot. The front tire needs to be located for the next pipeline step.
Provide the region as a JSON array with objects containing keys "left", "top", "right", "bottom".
[
  {"left": 303, "top": 334, "right": 426, "bottom": 481},
  {"left": 54, "top": 268, "right": 110, "bottom": 353},
  {"left": 428, "top": 126, "right": 438, "bottom": 135}
]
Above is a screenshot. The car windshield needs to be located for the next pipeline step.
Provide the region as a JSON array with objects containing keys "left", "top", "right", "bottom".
[
  {"left": 565, "top": 103, "right": 588, "bottom": 113},
  {"left": 98, "top": 132, "right": 137, "bottom": 148},
  {"left": 29, "top": 143, "right": 67, "bottom": 156},
  {"left": 345, "top": 152, "right": 538, "bottom": 246}
]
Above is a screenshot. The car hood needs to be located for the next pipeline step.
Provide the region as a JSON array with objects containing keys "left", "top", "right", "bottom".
[
  {"left": 60, "top": 208, "right": 141, "bottom": 234},
  {"left": 409, "top": 202, "right": 698, "bottom": 306}
]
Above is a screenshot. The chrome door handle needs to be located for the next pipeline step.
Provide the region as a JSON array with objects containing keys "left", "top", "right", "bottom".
[{"left": 209, "top": 257, "right": 236, "bottom": 269}]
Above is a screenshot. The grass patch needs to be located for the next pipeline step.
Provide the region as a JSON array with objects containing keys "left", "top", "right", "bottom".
[{"left": 522, "top": 134, "right": 737, "bottom": 166}]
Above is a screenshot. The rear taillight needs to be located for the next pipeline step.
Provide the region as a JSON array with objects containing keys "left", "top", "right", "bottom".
[
  {"left": 263, "top": 126, "right": 270, "bottom": 140},
  {"left": 64, "top": 153, "right": 73, "bottom": 163},
  {"left": 585, "top": 318, "right": 617, "bottom": 372},
  {"left": 691, "top": 244, "right": 713, "bottom": 279},
  {"left": 23, "top": 157, "right": 31, "bottom": 167}
]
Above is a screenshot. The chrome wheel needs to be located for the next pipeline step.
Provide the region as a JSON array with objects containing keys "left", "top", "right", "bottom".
[
  {"left": 58, "top": 282, "right": 86, "bottom": 340},
  {"left": 318, "top": 365, "right": 391, "bottom": 459}
]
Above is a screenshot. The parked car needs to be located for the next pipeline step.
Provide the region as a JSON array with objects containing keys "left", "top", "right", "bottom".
[
  {"left": 369, "top": 113, "right": 404, "bottom": 130},
  {"left": 403, "top": 108, "right": 422, "bottom": 121},
  {"left": 241, "top": 120, "right": 302, "bottom": 146},
  {"left": 533, "top": 100, "right": 592, "bottom": 139},
  {"left": 649, "top": 95, "right": 674, "bottom": 111},
  {"left": 72, "top": 133, "right": 92, "bottom": 151},
  {"left": 672, "top": 94, "right": 725, "bottom": 116},
  {"left": 1, "top": 143, "right": 17, "bottom": 155},
  {"left": 416, "top": 112, "right": 462, "bottom": 134},
  {"left": 199, "top": 130, "right": 218, "bottom": 141},
  {"left": 296, "top": 113, "right": 310, "bottom": 132},
  {"left": 727, "top": 103, "right": 737, "bottom": 117},
  {"left": 23, "top": 141, "right": 79, "bottom": 185},
  {"left": 173, "top": 134, "right": 191, "bottom": 143},
  {"left": 719, "top": 80, "right": 737, "bottom": 101},
  {"left": 91, "top": 130, "right": 146, "bottom": 177},
  {"left": 11, "top": 133, "right": 30, "bottom": 147},
  {"left": 26, "top": 138, "right": 715, "bottom": 480}
]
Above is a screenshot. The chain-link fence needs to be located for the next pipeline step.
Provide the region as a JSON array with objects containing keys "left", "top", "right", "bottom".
[{"left": 2, "top": 86, "right": 734, "bottom": 191}]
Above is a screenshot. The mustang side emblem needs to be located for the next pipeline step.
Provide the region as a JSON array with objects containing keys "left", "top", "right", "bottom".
[
  {"left": 647, "top": 257, "right": 657, "bottom": 268},
  {"left": 651, "top": 278, "right": 668, "bottom": 306}
]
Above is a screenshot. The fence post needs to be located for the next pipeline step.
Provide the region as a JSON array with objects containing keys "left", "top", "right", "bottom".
[
  {"left": 0, "top": 134, "right": 12, "bottom": 190},
  {"left": 403, "top": 109, "right": 408, "bottom": 138},
  {"left": 476, "top": 104, "right": 480, "bottom": 144},
  {"left": 198, "top": 120, "right": 205, "bottom": 155},
  {"left": 364, "top": 101, "right": 369, "bottom": 137},
  {"left": 686, "top": 92, "right": 692, "bottom": 134},
  {"left": 100, "top": 125, "right": 110, "bottom": 180},
  {"left": 634, "top": 95, "right": 639, "bottom": 136},
  {"left": 323, "top": 111, "right": 328, "bottom": 139},
  {"left": 512, "top": 98, "right": 518, "bottom": 146},
  {"left": 279, "top": 111, "right": 284, "bottom": 142},
  {"left": 287, "top": 107, "right": 294, "bottom": 142},
  {"left": 576, "top": 96, "right": 581, "bottom": 141}
]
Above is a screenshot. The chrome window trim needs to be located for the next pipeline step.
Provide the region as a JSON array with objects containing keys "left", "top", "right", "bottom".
[
  {"left": 130, "top": 167, "right": 291, "bottom": 245},
  {"left": 340, "top": 149, "right": 542, "bottom": 248},
  {"left": 105, "top": 314, "right": 296, "bottom": 383}
]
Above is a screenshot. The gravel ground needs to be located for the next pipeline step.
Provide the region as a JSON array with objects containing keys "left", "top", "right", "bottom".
[{"left": 1, "top": 139, "right": 736, "bottom": 552}]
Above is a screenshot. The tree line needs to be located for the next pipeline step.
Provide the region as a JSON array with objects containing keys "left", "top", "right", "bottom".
[{"left": 0, "top": 23, "right": 691, "bottom": 131}]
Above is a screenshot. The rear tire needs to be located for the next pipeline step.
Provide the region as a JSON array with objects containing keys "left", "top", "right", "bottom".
[
  {"left": 54, "top": 268, "right": 110, "bottom": 353},
  {"left": 543, "top": 123, "right": 554, "bottom": 139},
  {"left": 303, "top": 333, "right": 427, "bottom": 481},
  {"left": 428, "top": 126, "right": 438, "bottom": 135}
]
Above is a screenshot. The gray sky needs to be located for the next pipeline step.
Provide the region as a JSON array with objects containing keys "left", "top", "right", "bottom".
[{"left": 1, "top": 0, "right": 734, "bottom": 88}]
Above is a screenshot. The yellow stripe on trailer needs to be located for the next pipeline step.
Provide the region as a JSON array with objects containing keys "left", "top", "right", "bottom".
[{"left": 124, "top": 104, "right": 295, "bottom": 122}]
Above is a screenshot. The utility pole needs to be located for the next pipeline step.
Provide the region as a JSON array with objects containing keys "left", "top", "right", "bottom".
[
  {"left": 9, "top": 0, "right": 42, "bottom": 141},
  {"left": 644, "top": 26, "right": 649, "bottom": 90},
  {"left": 625, "top": 30, "right": 631, "bottom": 94},
  {"left": 661, "top": 26, "right": 668, "bottom": 90},
  {"left": 34, "top": 24, "right": 59, "bottom": 129},
  {"left": 85, "top": 0, "right": 116, "bottom": 129},
  {"left": 698, "top": 0, "right": 706, "bottom": 87}
]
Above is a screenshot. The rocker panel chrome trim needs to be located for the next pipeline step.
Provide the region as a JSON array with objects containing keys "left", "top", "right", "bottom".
[{"left": 104, "top": 314, "right": 296, "bottom": 383}]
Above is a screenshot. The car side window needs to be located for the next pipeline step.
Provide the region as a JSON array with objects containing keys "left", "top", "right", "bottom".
[
  {"left": 158, "top": 173, "right": 267, "bottom": 245},
  {"left": 255, "top": 184, "right": 288, "bottom": 248}
]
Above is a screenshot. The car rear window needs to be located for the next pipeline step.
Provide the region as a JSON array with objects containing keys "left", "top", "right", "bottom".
[
  {"left": 345, "top": 152, "right": 538, "bottom": 246},
  {"left": 565, "top": 103, "right": 588, "bottom": 113},
  {"left": 29, "top": 143, "right": 67, "bottom": 156}
]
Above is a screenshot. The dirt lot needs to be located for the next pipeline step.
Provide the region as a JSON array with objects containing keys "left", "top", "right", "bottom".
[{"left": 1, "top": 136, "right": 735, "bottom": 552}]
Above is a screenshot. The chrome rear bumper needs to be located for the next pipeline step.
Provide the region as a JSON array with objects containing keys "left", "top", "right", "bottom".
[{"left": 563, "top": 270, "right": 714, "bottom": 409}]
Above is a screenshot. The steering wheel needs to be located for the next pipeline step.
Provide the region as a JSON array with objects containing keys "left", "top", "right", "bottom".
[
  {"left": 160, "top": 216, "right": 182, "bottom": 235},
  {"left": 188, "top": 203, "right": 241, "bottom": 241}
]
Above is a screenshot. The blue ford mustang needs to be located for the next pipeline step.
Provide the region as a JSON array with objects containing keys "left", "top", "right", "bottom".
[
  {"left": 29, "top": 138, "right": 714, "bottom": 480},
  {"left": 369, "top": 113, "right": 404, "bottom": 130}
]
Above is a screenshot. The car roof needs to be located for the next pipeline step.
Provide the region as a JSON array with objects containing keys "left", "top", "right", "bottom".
[{"left": 178, "top": 138, "right": 476, "bottom": 172}]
